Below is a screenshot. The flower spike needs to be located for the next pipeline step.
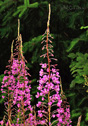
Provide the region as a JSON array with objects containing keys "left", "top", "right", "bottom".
[{"left": 36, "top": 4, "right": 72, "bottom": 126}]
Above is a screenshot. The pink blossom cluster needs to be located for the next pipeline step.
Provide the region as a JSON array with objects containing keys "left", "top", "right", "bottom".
[
  {"left": 36, "top": 29, "right": 72, "bottom": 125},
  {"left": 1, "top": 74, "right": 15, "bottom": 100},
  {"left": 1, "top": 39, "right": 35, "bottom": 125},
  {"left": 0, "top": 114, "right": 37, "bottom": 126},
  {"left": 11, "top": 58, "right": 32, "bottom": 112},
  {"left": 36, "top": 63, "right": 72, "bottom": 125},
  {"left": 1, "top": 58, "right": 32, "bottom": 111}
]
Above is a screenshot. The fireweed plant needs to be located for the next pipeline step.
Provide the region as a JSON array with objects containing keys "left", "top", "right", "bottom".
[
  {"left": 0, "top": 5, "right": 72, "bottom": 126},
  {"left": 0, "top": 20, "right": 36, "bottom": 126},
  {"left": 36, "top": 4, "right": 72, "bottom": 126}
]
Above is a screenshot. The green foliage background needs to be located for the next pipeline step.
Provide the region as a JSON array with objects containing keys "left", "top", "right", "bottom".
[{"left": 0, "top": 0, "right": 88, "bottom": 125}]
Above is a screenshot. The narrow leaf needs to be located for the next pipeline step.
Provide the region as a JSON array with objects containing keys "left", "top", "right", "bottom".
[
  {"left": 28, "top": 2, "right": 39, "bottom": 8},
  {"left": 26, "top": 0, "right": 30, "bottom": 6},
  {"left": 78, "top": 97, "right": 87, "bottom": 106},
  {"left": 13, "top": 9, "right": 21, "bottom": 17},
  {"left": 17, "top": 5, "right": 26, "bottom": 10},
  {"left": 80, "top": 26, "right": 88, "bottom": 29},
  {"left": 85, "top": 112, "right": 88, "bottom": 121},
  {"left": 24, "top": 0, "right": 27, "bottom": 5},
  {"left": 19, "top": 8, "right": 26, "bottom": 18},
  {"left": 0, "top": 1, "right": 13, "bottom": 12},
  {"left": 67, "top": 33, "right": 87, "bottom": 52},
  {"left": 67, "top": 38, "right": 80, "bottom": 52}
]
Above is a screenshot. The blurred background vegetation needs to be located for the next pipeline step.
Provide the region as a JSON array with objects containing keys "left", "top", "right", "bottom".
[{"left": 0, "top": 0, "right": 88, "bottom": 125}]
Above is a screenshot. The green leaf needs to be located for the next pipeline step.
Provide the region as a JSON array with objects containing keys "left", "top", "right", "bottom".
[
  {"left": 0, "top": 27, "right": 10, "bottom": 38},
  {"left": 2, "top": 10, "right": 12, "bottom": 23},
  {"left": 19, "top": 8, "right": 26, "bottom": 18},
  {"left": 70, "top": 64, "right": 76, "bottom": 72},
  {"left": 13, "top": 9, "right": 21, "bottom": 17},
  {"left": 0, "top": 1, "right": 13, "bottom": 12},
  {"left": 67, "top": 33, "right": 88, "bottom": 52},
  {"left": 17, "top": 5, "right": 26, "bottom": 10},
  {"left": 51, "top": 120, "right": 58, "bottom": 125},
  {"left": 28, "top": 2, "right": 39, "bottom": 8},
  {"left": 72, "top": 112, "right": 81, "bottom": 118},
  {"left": 0, "top": 74, "right": 4, "bottom": 82},
  {"left": 86, "top": 30, "right": 88, "bottom": 36},
  {"left": 76, "top": 56, "right": 83, "bottom": 62},
  {"left": 74, "top": 76, "right": 84, "bottom": 84},
  {"left": 24, "top": 0, "right": 27, "bottom": 6},
  {"left": 80, "top": 26, "right": 88, "bottom": 29},
  {"left": 31, "top": 79, "right": 36, "bottom": 84},
  {"left": 70, "top": 80, "right": 76, "bottom": 88},
  {"left": 67, "top": 92, "right": 75, "bottom": 97},
  {"left": 68, "top": 53, "right": 76, "bottom": 59},
  {"left": 0, "top": 1, "right": 3, "bottom": 6},
  {"left": 24, "top": 0, "right": 30, "bottom": 7},
  {"left": 68, "top": 12, "right": 80, "bottom": 29},
  {"left": 71, "top": 109, "right": 81, "bottom": 118},
  {"left": 85, "top": 112, "right": 88, "bottom": 121},
  {"left": 31, "top": 48, "right": 39, "bottom": 63},
  {"left": 83, "top": 64, "right": 88, "bottom": 75},
  {"left": 23, "top": 35, "right": 42, "bottom": 53},
  {"left": 0, "top": 98, "right": 5, "bottom": 103},
  {"left": 40, "top": 1, "right": 48, "bottom": 5},
  {"left": 78, "top": 97, "right": 88, "bottom": 106},
  {"left": 67, "top": 38, "right": 80, "bottom": 52},
  {"left": 26, "top": 0, "right": 30, "bottom": 6}
]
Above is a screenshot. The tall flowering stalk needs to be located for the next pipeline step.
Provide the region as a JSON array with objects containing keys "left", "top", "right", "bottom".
[
  {"left": 1, "top": 40, "right": 15, "bottom": 125},
  {"left": 36, "top": 4, "right": 72, "bottom": 126},
  {"left": 1, "top": 20, "right": 36, "bottom": 126}
]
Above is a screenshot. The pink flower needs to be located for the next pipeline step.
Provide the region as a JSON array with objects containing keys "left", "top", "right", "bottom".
[
  {"left": 52, "top": 76, "right": 60, "bottom": 84},
  {"left": 57, "top": 100, "right": 62, "bottom": 107},
  {"left": 49, "top": 122, "right": 51, "bottom": 125},
  {"left": 39, "top": 78, "right": 45, "bottom": 84},
  {"left": 39, "top": 69, "right": 44, "bottom": 76},
  {"left": 36, "top": 92, "right": 40, "bottom": 98},
  {"left": 17, "top": 103, "right": 20, "bottom": 108},
  {"left": 48, "top": 102, "right": 52, "bottom": 106},
  {"left": 41, "top": 63, "right": 47, "bottom": 68},
  {"left": 2, "top": 95, "right": 5, "bottom": 99},
  {"left": 3, "top": 76, "right": 8, "bottom": 81},
  {"left": 42, "top": 97, "right": 44, "bottom": 101},
  {"left": 52, "top": 68, "right": 56, "bottom": 73},
  {"left": 40, "top": 120, "right": 46, "bottom": 124},
  {"left": 52, "top": 114, "right": 55, "bottom": 118},
  {"left": 56, "top": 72, "right": 60, "bottom": 77},
  {"left": 37, "top": 85, "right": 42, "bottom": 90},
  {"left": 36, "top": 101, "right": 42, "bottom": 107},
  {"left": 43, "top": 75, "right": 48, "bottom": 82},
  {"left": 0, "top": 120, "right": 4, "bottom": 125},
  {"left": 43, "top": 88, "right": 49, "bottom": 94},
  {"left": 47, "top": 68, "right": 49, "bottom": 72},
  {"left": 57, "top": 114, "right": 60, "bottom": 118},
  {"left": 57, "top": 108, "right": 64, "bottom": 113},
  {"left": 58, "top": 117, "right": 63, "bottom": 123},
  {"left": 38, "top": 110, "right": 43, "bottom": 117}
]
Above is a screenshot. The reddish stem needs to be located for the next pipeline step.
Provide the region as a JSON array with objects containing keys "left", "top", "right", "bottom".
[{"left": 46, "top": 26, "right": 51, "bottom": 125}]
